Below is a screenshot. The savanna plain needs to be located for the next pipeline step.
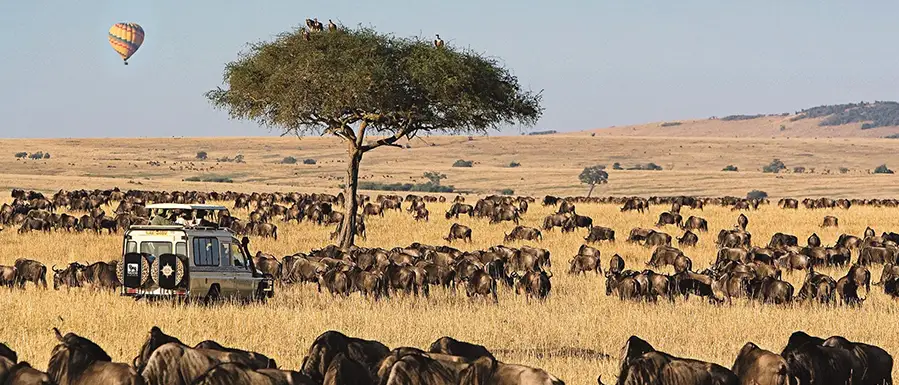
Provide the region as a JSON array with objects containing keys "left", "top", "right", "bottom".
[{"left": 1, "top": 134, "right": 898, "bottom": 384}]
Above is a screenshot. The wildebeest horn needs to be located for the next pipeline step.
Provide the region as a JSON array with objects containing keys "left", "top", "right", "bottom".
[{"left": 53, "top": 327, "right": 63, "bottom": 341}]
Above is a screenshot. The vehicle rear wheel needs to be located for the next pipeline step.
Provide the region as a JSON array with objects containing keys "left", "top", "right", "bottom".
[{"left": 204, "top": 284, "right": 220, "bottom": 305}]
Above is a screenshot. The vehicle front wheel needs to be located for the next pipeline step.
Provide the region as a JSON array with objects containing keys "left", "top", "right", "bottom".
[{"left": 254, "top": 282, "right": 272, "bottom": 303}]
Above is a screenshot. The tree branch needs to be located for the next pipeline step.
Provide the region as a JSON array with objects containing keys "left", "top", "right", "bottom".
[{"left": 359, "top": 116, "right": 415, "bottom": 152}]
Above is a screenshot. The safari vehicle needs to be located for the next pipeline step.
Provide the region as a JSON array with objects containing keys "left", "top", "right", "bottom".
[{"left": 118, "top": 203, "right": 274, "bottom": 302}]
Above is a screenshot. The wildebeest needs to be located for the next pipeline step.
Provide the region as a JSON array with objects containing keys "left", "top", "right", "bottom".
[
  {"left": 780, "top": 331, "right": 861, "bottom": 385},
  {"left": 603, "top": 336, "right": 738, "bottom": 385},
  {"left": 189, "top": 362, "right": 314, "bottom": 385},
  {"left": 821, "top": 335, "right": 893, "bottom": 385},
  {"left": 768, "top": 233, "right": 798, "bottom": 250},
  {"left": 463, "top": 269, "right": 498, "bottom": 303},
  {"left": 737, "top": 213, "right": 749, "bottom": 230},
  {"left": 504, "top": 226, "right": 542, "bottom": 242},
  {"left": 2, "top": 362, "right": 53, "bottom": 385},
  {"left": 428, "top": 337, "right": 495, "bottom": 360},
  {"left": 656, "top": 212, "right": 683, "bottom": 228},
  {"left": 13, "top": 258, "right": 47, "bottom": 289},
  {"left": 822, "top": 216, "right": 839, "bottom": 228},
  {"left": 0, "top": 265, "right": 16, "bottom": 288},
  {"left": 730, "top": 342, "right": 790, "bottom": 385},
  {"left": 643, "top": 230, "right": 672, "bottom": 247},
  {"left": 585, "top": 226, "right": 615, "bottom": 243},
  {"left": 569, "top": 252, "right": 602, "bottom": 275},
  {"left": 193, "top": 340, "right": 277, "bottom": 370},
  {"left": 512, "top": 269, "right": 552, "bottom": 301},
  {"left": 300, "top": 330, "right": 389, "bottom": 383},
  {"left": 682, "top": 216, "right": 708, "bottom": 232},
  {"left": 445, "top": 223, "right": 472, "bottom": 243},
  {"left": 677, "top": 231, "right": 698, "bottom": 247},
  {"left": 47, "top": 328, "right": 142, "bottom": 385}
]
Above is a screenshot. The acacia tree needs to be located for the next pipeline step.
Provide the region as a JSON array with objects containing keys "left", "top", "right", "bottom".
[
  {"left": 207, "top": 24, "right": 542, "bottom": 249},
  {"left": 579, "top": 165, "right": 609, "bottom": 198}
]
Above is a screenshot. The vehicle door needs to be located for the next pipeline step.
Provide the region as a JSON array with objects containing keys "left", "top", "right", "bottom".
[
  {"left": 228, "top": 239, "right": 256, "bottom": 296},
  {"left": 191, "top": 236, "right": 226, "bottom": 297}
]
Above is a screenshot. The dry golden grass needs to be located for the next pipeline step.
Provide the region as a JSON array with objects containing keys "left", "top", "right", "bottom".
[
  {"left": 1, "top": 196, "right": 898, "bottom": 384},
  {"left": 2, "top": 135, "right": 899, "bottom": 198}
]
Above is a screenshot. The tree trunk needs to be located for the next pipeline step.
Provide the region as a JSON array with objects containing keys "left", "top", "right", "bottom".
[
  {"left": 587, "top": 183, "right": 596, "bottom": 198},
  {"left": 337, "top": 148, "right": 363, "bottom": 250}
]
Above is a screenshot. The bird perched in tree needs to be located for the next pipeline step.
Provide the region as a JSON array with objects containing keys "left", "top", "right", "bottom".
[
  {"left": 313, "top": 18, "right": 324, "bottom": 32},
  {"left": 434, "top": 34, "right": 445, "bottom": 48},
  {"left": 302, "top": 28, "right": 311, "bottom": 41},
  {"left": 328, "top": 19, "right": 337, "bottom": 32},
  {"left": 305, "top": 19, "right": 315, "bottom": 30}
]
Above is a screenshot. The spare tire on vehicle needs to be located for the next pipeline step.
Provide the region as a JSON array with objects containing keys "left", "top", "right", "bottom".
[
  {"left": 151, "top": 253, "right": 187, "bottom": 290},
  {"left": 118, "top": 253, "right": 151, "bottom": 288}
]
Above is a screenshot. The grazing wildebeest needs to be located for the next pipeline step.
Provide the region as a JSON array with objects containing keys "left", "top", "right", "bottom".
[
  {"left": 463, "top": 270, "right": 498, "bottom": 303},
  {"left": 3, "top": 361, "right": 53, "bottom": 385},
  {"left": 647, "top": 246, "right": 684, "bottom": 268},
  {"left": 504, "top": 226, "right": 542, "bottom": 242},
  {"left": 807, "top": 233, "right": 821, "bottom": 248},
  {"left": 677, "top": 231, "right": 698, "bottom": 247},
  {"left": 445, "top": 223, "right": 472, "bottom": 243},
  {"left": 47, "top": 328, "right": 142, "bottom": 385},
  {"left": 444, "top": 203, "right": 473, "bottom": 219},
  {"left": 601, "top": 336, "right": 738, "bottom": 385},
  {"left": 682, "top": 216, "right": 708, "bottom": 232},
  {"left": 768, "top": 233, "right": 798, "bottom": 250},
  {"left": 656, "top": 212, "right": 683, "bottom": 228},
  {"left": 643, "top": 230, "right": 672, "bottom": 247},
  {"left": 822, "top": 216, "right": 839, "bottom": 228},
  {"left": 748, "top": 277, "right": 794, "bottom": 305},
  {"left": 13, "top": 258, "right": 47, "bottom": 289},
  {"left": 569, "top": 253, "right": 602, "bottom": 275},
  {"left": 585, "top": 226, "right": 615, "bottom": 243},
  {"left": 512, "top": 269, "right": 552, "bottom": 301},
  {"left": 605, "top": 273, "right": 642, "bottom": 301},
  {"left": 730, "top": 342, "right": 790, "bottom": 385},
  {"left": 428, "top": 337, "right": 495, "bottom": 360}
]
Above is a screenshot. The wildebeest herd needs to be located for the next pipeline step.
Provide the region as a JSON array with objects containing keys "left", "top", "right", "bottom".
[
  {"left": 2, "top": 188, "right": 899, "bottom": 307},
  {"left": 0, "top": 327, "right": 892, "bottom": 385}
]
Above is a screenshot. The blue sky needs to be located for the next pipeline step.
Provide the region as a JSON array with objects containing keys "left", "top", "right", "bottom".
[{"left": 2, "top": 1, "right": 899, "bottom": 138}]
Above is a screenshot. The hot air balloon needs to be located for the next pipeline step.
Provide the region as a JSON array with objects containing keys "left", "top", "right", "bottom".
[{"left": 108, "top": 22, "right": 144, "bottom": 65}]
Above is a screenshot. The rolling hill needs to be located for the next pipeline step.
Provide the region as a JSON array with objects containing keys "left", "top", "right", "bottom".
[{"left": 580, "top": 101, "right": 899, "bottom": 138}]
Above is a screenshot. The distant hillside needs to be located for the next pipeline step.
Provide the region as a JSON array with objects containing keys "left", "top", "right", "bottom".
[{"left": 580, "top": 101, "right": 899, "bottom": 138}]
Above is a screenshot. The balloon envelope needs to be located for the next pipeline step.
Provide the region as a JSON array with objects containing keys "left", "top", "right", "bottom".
[{"left": 108, "top": 22, "right": 144, "bottom": 63}]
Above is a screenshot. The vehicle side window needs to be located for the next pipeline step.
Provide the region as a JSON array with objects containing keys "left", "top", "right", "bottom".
[
  {"left": 230, "top": 242, "right": 247, "bottom": 269},
  {"left": 221, "top": 242, "right": 232, "bottom": 266},
  {"left": 126, "top": 241, "right": 137, "bottom": 253},
  {"left": 175, "top": 242, "right": 187, "bottom": 256},
  {"left": 192, "top": 237, "right": 220, "bottom": 267}
]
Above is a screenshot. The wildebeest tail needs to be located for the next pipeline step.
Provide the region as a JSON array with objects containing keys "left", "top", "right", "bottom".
[{"left": 273, "top": 225, "right": 278, "bottom": 240}]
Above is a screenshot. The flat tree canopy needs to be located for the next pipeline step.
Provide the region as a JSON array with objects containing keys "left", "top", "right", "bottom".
[
  {"left": 207, "top": 24, "right": 543, "bottom": 249},
  {"left": 579, "top": 165, "right": 608, "bottom": 197}
]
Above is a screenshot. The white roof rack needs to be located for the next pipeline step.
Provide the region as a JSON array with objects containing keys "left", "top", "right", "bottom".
[{"left": 145, "top": 204, "right": 228, "bottom": 211}]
